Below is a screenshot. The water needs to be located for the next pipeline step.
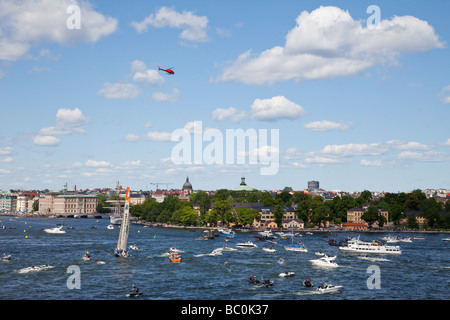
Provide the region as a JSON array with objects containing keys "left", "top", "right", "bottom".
[{"left": 1, "top": 216, "right": 449, "bottom": 300}]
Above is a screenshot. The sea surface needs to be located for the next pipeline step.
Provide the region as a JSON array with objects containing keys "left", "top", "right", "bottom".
[{"left": 1, "top": 216, "right": 449, "bottom": 300}]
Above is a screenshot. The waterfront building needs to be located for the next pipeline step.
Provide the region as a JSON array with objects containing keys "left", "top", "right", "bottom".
[
  {"left": 347, "top": 205, "right": 389, "bottom": 227},
  {"left": 38, "top": 192, "right": 98, "bottom": 215},
  {"left": 252, "top": 206, "right": 298, "bottom": 228},
  {"left": 0, "top": 193, "right": 17, "bottom": 212}
]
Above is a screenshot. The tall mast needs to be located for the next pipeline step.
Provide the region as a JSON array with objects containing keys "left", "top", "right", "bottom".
[{"left": 115, "top": 187, "right": 131, "bottom": 257}]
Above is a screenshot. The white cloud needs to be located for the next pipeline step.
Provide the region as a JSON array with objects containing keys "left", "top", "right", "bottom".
[
  {"left": 397, "top": 151, "right": 450, "bottom": 162},
  {"left": 304, "top": 120, "right": 353, "bottom": 131},
  {"left": 360, "top": 159, "right": 383, "bottom": 167},
  {"left": 34, "top": 108, "right": 89, "bottom": 146},
  {"left": 0, "top": 0, "right": 118, "bottom": 61},
  {"left": 0, "top": 146, "right": 13, "bottom": 155},
  {"left": 55, "top": 107, "right": 89, "bottom": 128},
  {"left": 85, "top": 159, "right": 112, "bottom": 168},
  {"left": 33, "top": 135, "right": 61, "bottom": 146},
  {"left": 211, "top": 107, "right": 247, "bottom": 123},
  {"left": 152, "top": 88, "right": 180, "bottom": 102},
  {"left": 439, "top": 138, "right": 450, "bottom": 146},
  {"left": 250, "top": 96, "right": 305, "bottom": 121},
  {"left": 98, "top": 82, "right": 141, "bottom": 99},
  {"left": 143, "top": 131, "right": 172, "bottom": 142},
  {"left": 441, "top": 85, "right": 450, "bottom": 104},
  {"left": 131, "top": 6, "right": 209, "bottom": 43},
  {"left": 214, "top": 6, "right": 444, "bottom": 85},
  {"left": 133, "top": 69, "right": 165, "bottom": 87}
]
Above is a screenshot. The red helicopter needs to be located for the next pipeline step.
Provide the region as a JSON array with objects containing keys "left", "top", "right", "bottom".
[{"left": 158, "top": 66, "right": 174, "bottom": 75}]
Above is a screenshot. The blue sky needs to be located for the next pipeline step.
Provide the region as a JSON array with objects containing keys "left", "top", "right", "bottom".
[{"left": 0, "top": 0, "right": 449, "bottom": 193}]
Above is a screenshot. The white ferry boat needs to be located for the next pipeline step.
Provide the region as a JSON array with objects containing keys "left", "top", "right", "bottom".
[{"left": 339, "top": 236, "right": 401, "bottom": 255}]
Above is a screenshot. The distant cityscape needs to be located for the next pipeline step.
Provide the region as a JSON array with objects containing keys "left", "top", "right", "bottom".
[{"left": 1, "top": 176, "right": 448, "bottom": 215}]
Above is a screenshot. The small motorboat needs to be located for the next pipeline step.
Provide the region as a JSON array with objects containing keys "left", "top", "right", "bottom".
[
  {"left": 209, "top": 248, "right": 223, "bottom": 256},
  {"left": 309, "top": 255, "right": 339, "bottom": 268},
  {"left": 17, "top": 265, "right": 54, "bottom": 274},
  {"left": 129, "top": 245, "right": 139, "bottom": 250},
  {"left": 2, "top": 253, "right": 11, "bottom": 260},
  {"left": 107, "top": 224, "right": 114, "bottom": 230},
  {"left": 236, "top": 241, "right": 257, "bottom": 248},
  {"left": 129, "top": 285, "right": 142, "bottom": 297},
  {"left": 169, "top": 252, "right": 181, "bottom": 263},
  {"left": 315, "top": 251, "right": 325, "bottom": 256},
  {"left": 316, "top": 283, "right": 342, "bottom": 294},
  {"left": 303, "top": 279, "right": 313, "bottom": 287},
  {"left": 260, "top": 279, "right": 274, "bottom": 287},
  {"left": 44, "top": 226, "right": 65, "bottom": 234},
  {"left": 263, "top": 247, "right": 276, "bottom": 253},
  {"left": 82, "top": 252, "right": 91, "bottom": 261},
  {"left": 442, "top": 238, "right": 450, "bottom": 242},
  {"left": 278, "top": 271, "right": 295, "bottom": 277}
]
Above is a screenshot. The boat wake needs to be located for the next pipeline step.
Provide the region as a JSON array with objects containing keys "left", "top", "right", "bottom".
[{"left": 293, "top": 291, "right": 320, "bottom": 296}]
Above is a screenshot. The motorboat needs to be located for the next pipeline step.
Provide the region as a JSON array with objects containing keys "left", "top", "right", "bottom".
[
  {"left": 284, "top": 242, "right": 307, "bottom": 252},
  {"left": 17, "top": 265, "right": 54, "bottom": 274},
  {"left": 278, "top": 271, "right": 295, "bottom": 277},
  {"left": 209, "top": 248, "right": 223, "bottom": 256},
  {"left": 2, "top": 253, "right": 11, "bottom": 260},
  {"left": 218, "top": 228, "right": 235, "bottom": 236},
  {"left": 316, "top": 283, "right": 342, "bottom": 294},
  {"left": 399, "top": 237, "right": 412, "bottom": 243},
  {"left": 263, "top": 247, "right": 276, "bottom": 253},
  {"left": 107, "top": 224, "right": 114, "bottom": 230},
  {"left": 339, "top": 236, "right": 401, "bottom": 255},
  {"left": 236, "top": 241, "right": 257, "bottom": 248},
  {"left": 310, "top": 255, "right": 339, "bottom": 268},
  {"left": 129, "top": 245, "right": 139, "bottom": 250},
  {"left": 169, "top": 252, "right": 181, "bottom": 263},
  {"left": 82, "top": 252, "right": 91, "bottom": 261},
  {"left": 258, "top": 230, "right": 276, "bottom": 239},
  {"left": 442, "top": 238, "right": 450, "bottom": 241},
  {"left": 44, "top": 226, "right": 65, "bottom": 234},
  {"left": 303, "top": 279, "right": 313, "bottom": 287},
  {"left": 315, "top": 251, "right": 326, "bottom": 256},
  {"left": 249, "top": 276, "right": 274, "bottom": 287},
  {"left": 129, "top": 285, "right": 142, "bottom": 297}
]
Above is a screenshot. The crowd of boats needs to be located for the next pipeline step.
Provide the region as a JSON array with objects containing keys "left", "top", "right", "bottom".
[{"left": 3, "top": 220, "right": 450, "bottom": 297}]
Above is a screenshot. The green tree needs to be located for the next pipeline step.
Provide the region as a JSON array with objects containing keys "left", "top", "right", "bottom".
[
  {"left": 407, "top": 214, "right": 419, "bottom": 229},
  {"left": 236, "top": 207, "right": 260, "bottom": 226},
  {"left": 210, "top": 200, "right": 233, "bottom": 225},
  {"left": 362, "top": 205, "right": 380, "bottom": 228},
  {"left": 273, "top": 205, "right": 284, "bottom": 228},
  {"left": 32, "top": 199, "right": 39, "bottom": 212}
]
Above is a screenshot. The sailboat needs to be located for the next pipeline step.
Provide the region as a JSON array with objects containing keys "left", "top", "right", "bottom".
[
  {"left": 107, "top": 182, "right": 124, "bottom": 225},
  {"left": 284, "top": 222, "right": 307, "bottom": 252},
  {"left": 114, "top": 187, "right": 131, "bottom": 257}
]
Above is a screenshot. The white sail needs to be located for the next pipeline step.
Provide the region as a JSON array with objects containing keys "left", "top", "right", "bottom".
[{"left": 115, "top": 187, "right": 131, "bottom": 257}]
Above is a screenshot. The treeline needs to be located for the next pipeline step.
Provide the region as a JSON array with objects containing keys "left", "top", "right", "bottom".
[{"left": 107, "top": 188, "right": 450, "bottom": 229}]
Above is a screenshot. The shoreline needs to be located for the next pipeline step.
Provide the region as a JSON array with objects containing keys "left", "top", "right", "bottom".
[{"left": 2, "top": 212, "right": 449, "bottom": 234}]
